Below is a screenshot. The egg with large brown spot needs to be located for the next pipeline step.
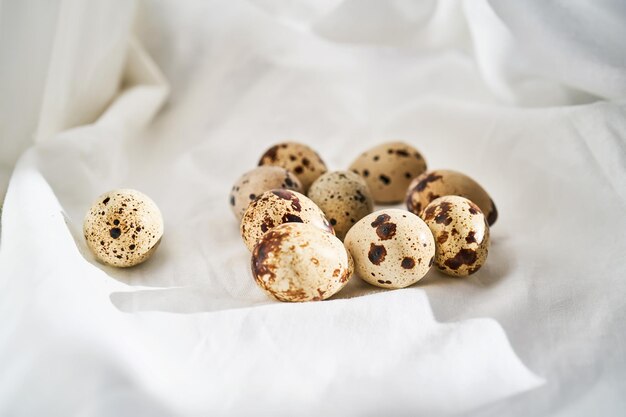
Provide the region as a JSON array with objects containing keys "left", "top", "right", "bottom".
[
  {"left": 229, "top": 166, "right": 302, "bottom": 221},
  {"left": 240, "top": 189, "right": 334, "bottom": 251},
  {"left": 344, "top": 209, "right": 435, "bottom": 289},
  {"left": 349, "top": 141, "right": 427, "bottom": 204},
  {"left": 307, "top": 170, "right": 374, "bottom": 241},
  {"left": 258, "top": 142, "right": 327, "bottom": 192},
  {"left": 406, "top": 169, "right": 498, "bottom": 226},
  {"left": 83, "top": 189, "right": 163, "bottom": 267},
  {"left": 251, "top": 222, "right": 353, "bottom": 302},
  {"left": 422, "top": 195, "right": 489, "bottom": 277}
]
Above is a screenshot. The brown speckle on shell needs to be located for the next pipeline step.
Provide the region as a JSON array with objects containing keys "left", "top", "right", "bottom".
[
  {"left": 260, "top": 145, "right": 280, "bottom": 162},
  {"left": 371, "top": 214, "right": 391, "bottom": 228},
  {"left": 370, "top": 213, "right": 397, "bottom": 240},
  {"left": 375, "top": 223, "right": 396, "bottom": 240},
  {"left": 415, "top": 172, "right": 442, "bottom": 192},
  {"left": 401, "top": 257, "right": 416, "bottom": 269},
  {"left": 251, "top": 226, "right": 289, "bottom": 285},
  {"left": 281, "top": 213, "right": 303, "bottom": 223},
  {"left": 444, "top": 249, "right": 478, "bottom": 271},
  {"left": 487, "top": 199, "right": 498, "bottom": 226},
  {"left": 368, "top": 243, "right": 387, "bottom": 265}
]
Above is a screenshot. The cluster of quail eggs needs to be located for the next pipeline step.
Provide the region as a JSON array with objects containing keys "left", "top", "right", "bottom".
[{"left": 232, "top": 141, "right": 497, "bottom": 302}]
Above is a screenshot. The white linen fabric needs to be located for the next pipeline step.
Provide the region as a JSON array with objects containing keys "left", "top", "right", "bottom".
[{"left": 1, "top": 0, "right": 625, "bottom": 415}]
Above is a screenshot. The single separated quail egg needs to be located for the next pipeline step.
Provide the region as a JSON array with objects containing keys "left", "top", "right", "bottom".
[
  {"left": 349, "top": 141, "right": 427, "bottom": 204},
  {"left": 258, "top": 142, "right": 327, "bottom": 192},
  {"left": 251, "top": 222, "right": 353, "bottom": 302},
  {"left": 83, "top": 189, "right": 163, "bottom": 267},
  {"left": 307, "top": 171, "right": 374, "bottom": 241},
  {"left": 406, "top": 170, "right": 498, "bottom": 226},
  {"left": 229, "top": 166, "right": 302, "bottom": 221},
  {"left": 344, "top": 209, "right": 435, "bottom": 289},
  {"left": 422, "top": 195, "right": 489, "bottom": 277},
  {"left": 240, "top": 189, "right": 334, "bottom": 251}
]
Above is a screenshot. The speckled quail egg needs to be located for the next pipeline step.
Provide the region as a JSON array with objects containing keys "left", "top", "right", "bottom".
[
  {"left": 259, "top": 142, "right": 327, "bottom": 193},
  {"left": 251, "top": 222, "right": 353, "bottom": 302},
  {"left": 406, "top": 170, "right": 498, "bottom": 226},
  {"left": 349, "top": 141, "right": 427, "bottom": 204},
  {"left": 240, "top": 189, "right": 334, "bottom": 251},
  {"left": 307, "top": 171, "right": 374, "bottom": 241},
  {"left": 83, "top": 189, "right": 163, "bottom": 267},
  {"left": 344, "top": 209, "right": 435, "bottom": 289},
  {"left": 421, "top": 195, "right": 489, "bottom": 277},
  {"left": 258, "top": 142, "right": 327, "bottom": 192},
  {"left": 230, "top": 166, "right": 302, "bottom": 221}
]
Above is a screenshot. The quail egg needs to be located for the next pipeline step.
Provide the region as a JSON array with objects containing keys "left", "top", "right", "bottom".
[
  {"left": 307, "top": 171, "right": 374, "bottom": 240},
  {"left": 422, "top": 195, "right": 490, "bottom": 277},
  {"left": 240, "top": 189, "right": 334, "bottom": 251},
  {"left": 406, "top": 170, "right": 497, "bottom": 226},
  {"left": 258, "top": 142, "right": 327, "bottom": 192},
  {"left": 251, "top": 222, "right": 353, "bottom": 302},
  {"left": 344, "top": 209, "right": 435, "bottom": 289},
  {"left": 83, "top": 189, "right": 163, "bottom": 267},
  {"left": 230, "top": 166, "right": 302, "bottom": 221},
  {"left": 349, "top": 141, "right": 427, "bottom": 204}
]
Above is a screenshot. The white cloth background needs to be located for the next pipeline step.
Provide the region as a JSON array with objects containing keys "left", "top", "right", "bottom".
[{"left": 1, "top": 0, "right": 625, "bottom": 415}]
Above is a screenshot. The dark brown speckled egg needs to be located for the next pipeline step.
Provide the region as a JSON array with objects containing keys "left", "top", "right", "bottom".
[
  {"left": 422, "top": 195, "right": 490, "bottom": 277},
  {"left": 406, "top": 170, "right": 498, "bottom": 226},
  {"left": 258, "top": 142, "right": 327, "bottom": 192},
  {"left": 240, "top": 189, "right": 334, "bottom": 251},
  {"left": 251, "top": 223, "right": 353, "bottom": 302},
  {"left": 230, "top": 166, "right": 302, "bottom": 221}
]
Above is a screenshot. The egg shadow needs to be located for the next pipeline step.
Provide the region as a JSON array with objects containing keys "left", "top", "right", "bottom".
[
  {"left": 331, "top": 274, "right": 387, "bottom": 300},
  {"left": 109, "top": 286, "right": 271, "bottom": 314},
  {"left": 334, "top": 227, "right": 512, "bottom": 301},
  {"left": 64, "top": 211, "right": 172, "bottom": 286},
  {"left": 105, "top": 235, "right": 511, "bottom": 313}
]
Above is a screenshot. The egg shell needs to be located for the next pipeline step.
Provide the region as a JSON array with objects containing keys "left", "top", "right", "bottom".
[
  {"left": 344, "top": 209, "right": 435, "bottom": 289},
  {"left": 406, "top": 170, "right": 498, "bottom": 226},
  {"left": 421, "top": 195, "right": 490, "bottom": 277},
  {"left": 83, "top": 189, "right": 163, "bottom": 267},
  {"left": 349, "top": 141, "right": 427, "bottom": 204},
  {"left": 240, "top": 189, "right": 334, "bottom": 251},
  {"left": 251, "top": 222, "right": 353, "bottom": 302},
  {"left": 229, "top": 166, "right": 302, "bottom": 221},
  {"left": 307, "top": 170, "right": 374, "bottom": 241},
  {"left": 258, "top": 142, "right": 327, "bottom": 192}
]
